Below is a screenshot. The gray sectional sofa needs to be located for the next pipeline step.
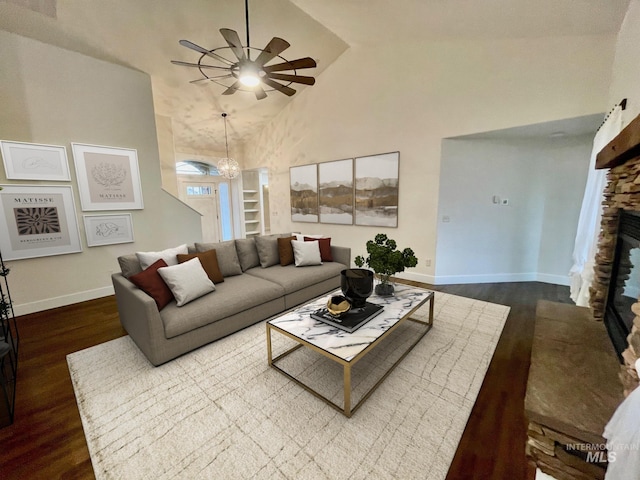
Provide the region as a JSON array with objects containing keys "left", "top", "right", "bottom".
[{"left": 111, "top": 235, "right": 350, "bottom": 366}]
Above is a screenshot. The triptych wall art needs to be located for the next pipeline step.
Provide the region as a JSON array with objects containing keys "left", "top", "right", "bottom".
[
  {"left": 290, "top": 151, "right": 399, "bottom": 227},
  {"left": 0, "top": 140, "right": 142, "bottom": 260}
]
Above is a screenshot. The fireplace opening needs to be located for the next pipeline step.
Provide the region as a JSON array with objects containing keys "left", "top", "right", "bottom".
[{"left": 606, "top": 209, "right": 640, "bottom": 361}]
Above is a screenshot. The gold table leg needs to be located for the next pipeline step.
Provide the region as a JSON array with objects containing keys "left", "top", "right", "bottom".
[
  {"left": 344, "top": 364, "right": 352, "bottom": 417},
  {"left": 266, "top": 323, "right": 273, "bottom": 366}
]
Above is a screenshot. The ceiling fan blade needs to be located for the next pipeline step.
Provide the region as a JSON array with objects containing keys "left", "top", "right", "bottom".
[
  {"left": 189, "top": 74, "right": 234, "bottom": 84},
  {"left": 267, "top": 73, "right": 315, "bottom": 86},
  {"left": 254, "top": 37, "right": 290, "bottom": 66},
  {"left": 262, "top": 77, "right": 296, "bottom": 97},
  {"left": 263, "top": 57, "right": 316, "bottom": 73},
  {"left": 220, "top": 28, "right": 246, "bottom": 61},
  {"left": 222, "top": 81, "right": 242, "bottom": 95},
  {"left": 179, "top": 39, "right": 235, "bottom": 66},
  {"left": 171, "top": 60, "right": 229, "bottom": 71},
  {"left": 254, "top": 85, "right": 268, "bottom": 100}
]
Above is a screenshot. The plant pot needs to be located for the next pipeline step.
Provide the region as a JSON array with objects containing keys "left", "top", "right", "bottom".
[
  {"left": 340, "top": 269, "right": 373, "bottom": 308},
  {"left": 375, "top": 282, "right": 394, "bottom": 296}
]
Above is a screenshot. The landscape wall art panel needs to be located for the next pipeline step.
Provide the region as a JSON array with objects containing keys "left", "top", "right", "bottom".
[
  {"left": 290, "top": 164, "right": 318, "bottom": 223},
  {"left": 354, "top": 152, "right": 399, "bottom": 227},
  {"left": 318, "top": 158, "right": 353, "bottom": 225}
]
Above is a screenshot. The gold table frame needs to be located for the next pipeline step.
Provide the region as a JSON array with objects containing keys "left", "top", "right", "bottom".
[{"left": 266, "top": 289, "right": 434, "bottom": 418}]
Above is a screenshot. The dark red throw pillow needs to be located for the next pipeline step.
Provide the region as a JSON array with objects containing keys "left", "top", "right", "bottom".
[
  {"left": 129, "top": 259, "right": 174, "bottom": 310},
  {"left": 304, "top": 237, "right": 333, "bottom": 262}
]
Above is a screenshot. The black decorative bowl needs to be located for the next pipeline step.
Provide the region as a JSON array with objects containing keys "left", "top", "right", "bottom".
[{"left": 340, "top": 268, "right": 374, "bottom": 308}]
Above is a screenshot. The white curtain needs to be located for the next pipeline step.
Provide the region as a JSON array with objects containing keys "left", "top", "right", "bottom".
[{"left": 569, "top": 106, "right": 623, "bottom": 306}]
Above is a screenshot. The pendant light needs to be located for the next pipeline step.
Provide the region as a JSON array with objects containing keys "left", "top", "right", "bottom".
[{"left": 217, "top": 113, "right": 240, "bottom": 179}]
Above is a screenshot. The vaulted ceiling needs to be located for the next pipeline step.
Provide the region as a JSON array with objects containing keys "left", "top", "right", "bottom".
[{"left": 0, "top": 0, "right": 631, "bottom": 154}]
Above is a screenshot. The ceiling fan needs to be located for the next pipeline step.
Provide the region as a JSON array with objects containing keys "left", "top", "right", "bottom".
[{"left": 171, "top": 0, "right": 316, "bottom": 100}]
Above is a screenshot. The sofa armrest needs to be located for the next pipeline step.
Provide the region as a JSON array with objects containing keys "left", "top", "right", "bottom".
[
  {"left": 331, "top": 245, "right": 351, "bottom": 267},
  {"left": 111, "top": 273, "right": 168, "bottom": 366}
]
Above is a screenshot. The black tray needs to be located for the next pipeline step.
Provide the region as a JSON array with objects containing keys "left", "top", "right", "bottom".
[{"left": 311, "top": 302, "right": 384, "bottom": 333}]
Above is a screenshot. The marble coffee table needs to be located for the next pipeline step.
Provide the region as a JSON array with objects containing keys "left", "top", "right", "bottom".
[{"left": 266, "top": 284, "right": 434, "bottom": 417}]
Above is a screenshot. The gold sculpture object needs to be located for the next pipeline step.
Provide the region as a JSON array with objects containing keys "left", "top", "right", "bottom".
[{"left": 326, "top": 295, "right": 351, "bottom": 318}]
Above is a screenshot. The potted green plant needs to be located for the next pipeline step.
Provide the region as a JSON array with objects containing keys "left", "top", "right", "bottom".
[{"left": 354, "top": 233, "right": 418, "bottom": 295}]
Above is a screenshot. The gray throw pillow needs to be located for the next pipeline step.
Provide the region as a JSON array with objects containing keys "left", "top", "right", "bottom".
[
  {"left": 118, "top": 254, "right": 143, "bottom": 278},
  {"left": 255, "top": 235, "right": 282, "bottom": 268},
  {"left": 235, "top": 238, "right": 260, "bottom": 271},
  {"left": 195, "top": 240, "right": 243, "bottom": 277}
]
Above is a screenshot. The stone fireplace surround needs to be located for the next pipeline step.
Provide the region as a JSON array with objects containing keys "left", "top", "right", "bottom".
[
  {"left": 524, "top": 115, "right": 640, "bottom": 480},
  {"left": 591, "top": 113, "right": 640, "bottom": 398}
]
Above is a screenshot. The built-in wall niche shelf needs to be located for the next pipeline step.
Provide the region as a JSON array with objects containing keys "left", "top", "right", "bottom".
[{"left": 241, "top": 171, "right": 264, "bottom": 238}]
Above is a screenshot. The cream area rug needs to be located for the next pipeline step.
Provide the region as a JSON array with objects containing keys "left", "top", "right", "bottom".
[{"left": 67, "top": 292, "right": 509, "bottom": 480}]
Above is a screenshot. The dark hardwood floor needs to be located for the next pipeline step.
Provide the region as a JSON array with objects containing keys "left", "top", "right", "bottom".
[{"left": 0, "top": 281, "right": 571, "bottom": 479}]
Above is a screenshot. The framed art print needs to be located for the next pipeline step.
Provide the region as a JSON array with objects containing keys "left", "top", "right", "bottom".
[
  {"left": 354, "top": 151, "right": 399, "bottom": 227},
  {"left": 318, "top": 158, "right": 353, "bottom": 225},
  {"left": 0, "top": 140, "right": 71, "bottom": 181},
  {"left": 0, "top": 184, "right": 82, "bottom": 260},
  {"left": 290, "top": 164, "right": 318, "bottom": 223},
  {"left": 83, "top": 214, "right": 134, "bottom": 247},
  {"left": 71, "top": 143, "right": 144, "bottom": 211}
]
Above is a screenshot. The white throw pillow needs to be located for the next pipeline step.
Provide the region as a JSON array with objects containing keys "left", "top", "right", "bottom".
[
  {"left": 136, "top": 244, "right": 188, "bottom": 270},
  {"left": 158, "top": 258, "right": 215, "bottom": 306},
  {"left": 291, "top": 239, "right": 322, "bottom": 267}
]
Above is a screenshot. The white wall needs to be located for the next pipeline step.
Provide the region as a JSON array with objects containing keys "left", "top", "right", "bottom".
[
  {"left": 537, "top": 139, "right": 594, "bottom": 283},
  {"left": 609, "top": 0, "right": 640, "bottom": 126},
  {"left": 0, "top": 32, "right": 201, "bottom": 314},
  {"left": 244, "top": 34, "right": 615, "bottom": 284},
  {"left": 436, "top": 136, "right": 592, "bottom": 285}
]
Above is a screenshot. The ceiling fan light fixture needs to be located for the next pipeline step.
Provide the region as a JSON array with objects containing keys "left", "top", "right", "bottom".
[
  {"left": 172, "top": 0, "right": 316, "bottom": 99},
  {"left": 238, "top": 63, "right": 261, "bottom": 87}
]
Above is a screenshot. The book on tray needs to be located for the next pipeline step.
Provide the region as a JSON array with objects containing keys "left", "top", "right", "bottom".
[{"left": 311, "top": 302, "right": 384, "bottom": 333}]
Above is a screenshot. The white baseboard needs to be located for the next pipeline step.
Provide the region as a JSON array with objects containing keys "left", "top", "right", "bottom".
[
  {"left": 401, "top": 271, "right": 571, "bottom": 287},
  {"left": 395, "top": 271, "right": 436, "bottom": 285},
  {"left": 535, "top": 273, "right": 571, "bottom": 287},
  {"left": 13, "top": 285, "right": 115, "bottom": 317}
]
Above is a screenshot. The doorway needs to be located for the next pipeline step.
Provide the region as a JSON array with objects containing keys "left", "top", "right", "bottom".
[{"left": 177, "top": 175, "right": 233, "bottom": 243}]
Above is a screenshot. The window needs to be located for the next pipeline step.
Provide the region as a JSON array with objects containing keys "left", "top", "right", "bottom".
[
  {"left": 219, "top": 182, "right": 233, "bottom": 241},
  {"left": 176, "top": 161, "right": 220, "bottom": 176},
  {"left": 186, "top": 185, "right": 212, "bottom": 196}
]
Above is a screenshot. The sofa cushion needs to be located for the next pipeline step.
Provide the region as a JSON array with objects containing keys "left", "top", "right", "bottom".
[
  {"left": 255, "top": 235, "right": 280, "bottom": 268},
  {"left": 158, "top": 258, "right": 216, "bottom": 307},
  {"left": 136, "top": 244, "right": 188, "bottom": 270},
  {"left": 235, "top": 238, "right": 260, "bottom": 271},
  {"left": 292, "top": 239, "right": 322, "bottom": 266},
  {"left": 278, "top": 236, "right": 296, "bottom": 266},
  {"left": 245, "top": 262, "right": 344, "bottom": 295},
  {"left": 118, "top": 253, "right": 143, "bottom": 278},
  {"left": 177, "top": 250, "right": 224, "bottom": 283},
  {"left": 160, "top": 273, "right": 284, "bottom": 338},
  {"left": 304, "top": 237, "right": 333, "bottom": 262},
  {"left": 128, "top": 259, "right": 174, "bottom": 310},
  {"left": 195, "top": 240, "right": 243, "bottom": 277}
]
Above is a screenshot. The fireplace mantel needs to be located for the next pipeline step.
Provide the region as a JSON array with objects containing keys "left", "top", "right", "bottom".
[{"left": 596, "top": 114, "right": 640, "bottom": 169}]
